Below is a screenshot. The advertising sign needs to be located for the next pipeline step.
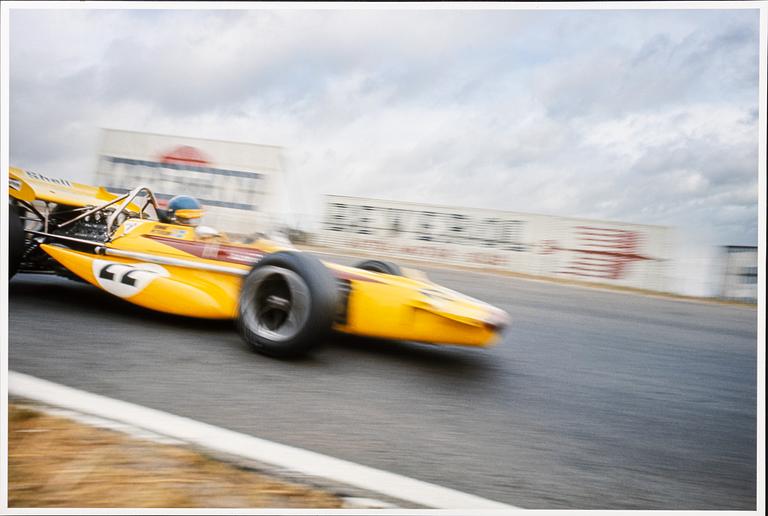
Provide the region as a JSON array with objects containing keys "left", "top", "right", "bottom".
[
  {"left": 95, "top": 129, "right": 283, "bottom": 235},
  {"left": 318, "top": 195, "right": 672, "bottom": 291}
]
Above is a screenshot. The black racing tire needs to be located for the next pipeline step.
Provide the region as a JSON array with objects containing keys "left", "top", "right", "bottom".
[
  {"left": 8, "top": 204, "right": 25, "bottom": 280},
  {"left": 237, "top": 251, "right": 338, "bottom": 359},
  {"left": 353, "top": 259, "right": 403, "bottom": 276}
]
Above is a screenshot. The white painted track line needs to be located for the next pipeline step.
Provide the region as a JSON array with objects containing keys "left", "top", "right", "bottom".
[{"left": 9, "top": 371, "right": 520, "bottom": 510}]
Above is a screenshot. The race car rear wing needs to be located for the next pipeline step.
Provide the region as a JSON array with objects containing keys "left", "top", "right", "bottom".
[{"left": 9, "top": 167, "right": 136, "bottom": 209}]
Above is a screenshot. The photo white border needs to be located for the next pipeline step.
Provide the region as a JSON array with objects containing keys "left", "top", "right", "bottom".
[{"left": 1, "top": 1, "right": 765, "bottom": 515}]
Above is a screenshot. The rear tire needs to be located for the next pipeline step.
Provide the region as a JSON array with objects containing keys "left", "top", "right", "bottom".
[
  {"left": 8, "top": 204, "right": 25, "bottom": 279},
  {"left": 354, "top": 259, "right": 403, "bottom": 276},
  {"left": 237, "top": 251, "right": 338, "bottom": 358}
]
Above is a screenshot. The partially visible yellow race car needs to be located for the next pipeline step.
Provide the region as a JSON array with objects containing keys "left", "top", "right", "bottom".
[{"left": 7, "top": 166, "right": 509, "bottom": 358}]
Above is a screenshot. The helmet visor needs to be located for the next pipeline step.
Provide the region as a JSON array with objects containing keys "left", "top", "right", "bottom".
[
  {"left": 174, "top": 208, "right": 204, "bottom": 226},
  {"left": 175, "top": 208, "right": 204, "bottom": 219}
]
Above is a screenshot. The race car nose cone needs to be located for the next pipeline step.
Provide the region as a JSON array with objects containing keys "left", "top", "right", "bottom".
[{"left": 484, "top": 308, "right": 511, "bottom": 333}]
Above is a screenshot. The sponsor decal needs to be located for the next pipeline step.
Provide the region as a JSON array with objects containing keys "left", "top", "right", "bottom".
[
  {"left": 9, "top": 178, "right": 21, "bottom": 191},
  {"left": 151, "top": 225, "right": 188, "bottom": 238},
  {"left": 201, "top": 242, "right": 221, "bottom": 259},
  {"left": 92, "top": 260, "right": 170, "bottom": 298},
  {"left": 121, "top": 219, "right": 147, "bottom": 235},
  {"left": 25, "top": 170, "right": 72, "bottom": 187}
]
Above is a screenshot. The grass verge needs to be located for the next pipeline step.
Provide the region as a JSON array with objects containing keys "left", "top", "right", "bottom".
[{"left": 8, "top": 403, "right": 345, "bottom": 508}]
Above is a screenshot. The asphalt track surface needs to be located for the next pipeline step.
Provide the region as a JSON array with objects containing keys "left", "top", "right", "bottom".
[{"left": 8, "top": 256, "right": 757, "bottom": 509}]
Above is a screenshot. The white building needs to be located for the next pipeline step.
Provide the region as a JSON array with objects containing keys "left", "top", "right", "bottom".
[
  {"left": 719, "top": 246, "right": 758, "bottom": 302},
  {"left": 95, "top": 128, "right": 283, "bottom": 235}
]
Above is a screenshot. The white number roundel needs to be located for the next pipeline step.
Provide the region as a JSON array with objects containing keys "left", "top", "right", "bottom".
[{"left": 92, "top": 260, "right": 170, "bottom": 298}]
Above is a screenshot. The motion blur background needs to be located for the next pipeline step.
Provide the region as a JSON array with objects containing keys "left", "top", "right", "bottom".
[
  {"left": 9, "top": 6, "right": 762, "bottom": 299},
  {"left": 8, "top": 6, "right": 761, "bottom": 301}
]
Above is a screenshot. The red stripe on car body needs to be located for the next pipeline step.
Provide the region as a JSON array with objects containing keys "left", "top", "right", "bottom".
[
  {"left": 143, "top": 234, "right": 384, "bottom": 282},
  {"left": 143, "top": 235, "right": 264, "bottom": 265}
]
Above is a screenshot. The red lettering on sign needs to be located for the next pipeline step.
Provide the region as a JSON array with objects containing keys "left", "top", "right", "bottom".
[
  {"left": 159, "top": 146, "right": 211, "bottom": 166},
  {"left": 557, "top": 226, "right": 652, "bottom": 280}
]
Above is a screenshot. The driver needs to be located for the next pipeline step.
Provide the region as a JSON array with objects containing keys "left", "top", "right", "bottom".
[{"left": 165, "top": 195, "right": 204, "bottom": 227}]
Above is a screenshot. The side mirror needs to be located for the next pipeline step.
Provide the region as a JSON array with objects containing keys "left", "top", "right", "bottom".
[{"left": 195, "top": 225, "right": 220, "bottom": 239}]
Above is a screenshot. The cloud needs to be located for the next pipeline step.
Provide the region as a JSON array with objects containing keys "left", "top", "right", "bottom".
[
  {"left": 537, "top": 19, "right": 758, "bottom": 119},
  {"left": 8, "top": 6, "right": 760, "bottom": 258}
]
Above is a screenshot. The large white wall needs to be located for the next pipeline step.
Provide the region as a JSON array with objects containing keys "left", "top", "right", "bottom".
[{"left": 317, "top": 195, "right": 673, "bottom": 292}]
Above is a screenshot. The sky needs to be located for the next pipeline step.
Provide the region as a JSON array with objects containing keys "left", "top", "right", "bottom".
[{"left": 6, "top": 6, "right": 763, "bottom": 293}]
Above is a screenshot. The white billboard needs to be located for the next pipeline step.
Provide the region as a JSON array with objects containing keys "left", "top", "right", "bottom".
[
  {"left": 317, "top": 195, "right": 673, "bottom": 291},
  {"left": 95, "top": 128, "right": 283, "bottom": 235}
]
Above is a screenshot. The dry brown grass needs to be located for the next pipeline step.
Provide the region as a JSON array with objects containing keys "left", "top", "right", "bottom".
[{"left": 8, "top": 403, "right": 344, "bottom": 508}]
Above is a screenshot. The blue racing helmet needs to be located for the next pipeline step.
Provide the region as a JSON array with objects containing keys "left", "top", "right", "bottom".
[{"left": 167, "top": 195, "right": 204, "bottom": 226}]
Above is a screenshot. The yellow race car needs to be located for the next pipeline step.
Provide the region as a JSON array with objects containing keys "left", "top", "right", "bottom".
[{"left": 7, "top": 166, "right": 509, "bottom": 358}]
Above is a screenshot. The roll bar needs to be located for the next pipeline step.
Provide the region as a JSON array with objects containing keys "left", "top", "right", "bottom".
[{"left": 106, "top": 185, "right": 161, "bottom": 235}]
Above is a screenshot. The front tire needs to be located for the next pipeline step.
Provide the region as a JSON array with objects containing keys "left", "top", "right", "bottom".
[
  {"left": 237, "top": 251, "right": 338, "bottom": 358},
  {"left": 8, "top": 204, "right": 25, "bottom": 279},
  {"left": 354, "top": 259, "right": 403, "bottom": 276}
]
